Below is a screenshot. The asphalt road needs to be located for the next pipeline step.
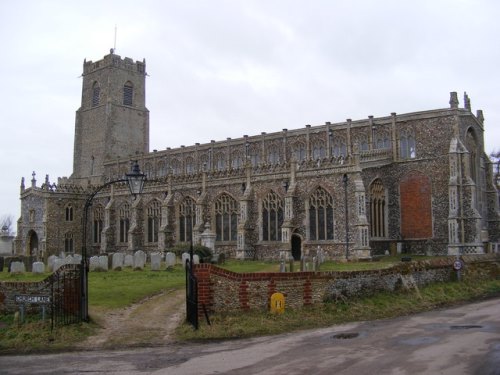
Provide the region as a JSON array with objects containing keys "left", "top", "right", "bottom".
[{"left": 1, "top": 298, "right": 499, "bottom": 375}]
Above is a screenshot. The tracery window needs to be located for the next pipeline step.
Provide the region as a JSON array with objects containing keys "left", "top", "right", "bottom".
[
  {"left": 179, "top": 197, "right": 196, "bottom": 242},
  {"left": 308, "top": 187, "right": 334, "bottom": 240},
  {"left": 312, "top": 142, "right": 326, "bottom": 160},
  {"left": 119, "top": 203, "right": 130, "bottom": 243},
  {"left": 147, "top": 200, "right": 161, "bottom": 243},
  {"left": 144, "top": 163, "right": 153, "bottom": 179},
  {"left": 370, "top": 179, "right": 386, "bottom": 238},
  {"left": 400, "top": 130, "right": 416, "bottom": 159},
  {"left": 214, "top": 194, "right": 238, "bottom": 241},
  {"left": 249, "top": 147, "right": 260, "bottom": 167},
  {"left": 65, "top": 204, "right": 73, "bottom": 222},
  {"left": 262, "top": 191, "right": 284, "bottom": 241},
  {"left": 64, "top": 232, "right": 74, "bottom": 253},
  {"left": 157, "top": 161, "right": 167, "bottom": 177},
  {"left": 215, "top": 153, "right": 226, "bottom": 171},
  {"left": 374, "top": 132, "right": 391, "bottom": 149},
  {"left": 231, "top": 151, "right": 244, "bottom": 169},
  {"left": 268, "top": 146, "right": 280, "bottom": 165},
  {"left": 92, "top": 82, "right": 100, "bottom": 107},
  {"left": 185, "top": 157, "right": 195, "bottom": 174},
  {"left": 93, "top": 205, "right": 104, "bottom": 244},
  {"left": 332, "top": 140, "right": 347, "bottom": 157},
  {"left": 294, "top": 143, "right": 306, "bottom": 162},
  {"left": 123, "top": 81, "right": 133, "bottom": 106},
  {"left": 171, "top": 159, "right": 181, "bottom": 175}
]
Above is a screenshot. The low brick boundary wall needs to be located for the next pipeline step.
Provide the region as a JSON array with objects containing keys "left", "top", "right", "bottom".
[
  {"left": 194, "top": 254, "right": 500, "bottom": 316},
  {"left": 0, "top": 264, "right": 80, "bottom": 314}
]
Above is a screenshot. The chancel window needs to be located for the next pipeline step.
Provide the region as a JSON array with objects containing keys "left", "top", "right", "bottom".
[
  {"left": 308, "top": 187, "right": 334, "bottom": 240},
  {"left": 93, "top": 205, "right": 104, "bottom": 244},
  {"left": 262, "top": 191, "right": 284, "bottom": 241},
  {"left": 123, "top": 81, "right": 133, "bottom": 106},
  {"left": 215, "top": 194, "right": 238, "bottom": 241},
  {"left": 119, "top": 203, "right": 130, "bottom": 243},
  {"left": 370, "top": 179, "right": 386, "bottom": 238},
  {"left": 147, "top": 200, "right": 161, "bottom": 243},
  {"left": 179, "top": 197, "right": 196, "bottom": 242}
]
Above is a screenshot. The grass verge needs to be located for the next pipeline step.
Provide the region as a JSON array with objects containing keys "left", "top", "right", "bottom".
[{"left": 174, "top": 278, "right": 500, "bottom": 341}]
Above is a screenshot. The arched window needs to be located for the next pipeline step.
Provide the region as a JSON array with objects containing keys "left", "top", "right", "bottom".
[
  {"left": 119, "top": 203, "right": 130, "bottom": 243},
  {"left": 370, "top": 179, "right": 386, "bottom": 238},
  {"left": 214, "top": 194, "right": 238, "bottom": 241},
  {"left": 157, "top": 161, "right": 167, "bottom": 177},
  {"left": 312, "top": 141, "right": 326, "bottom": 160},
  {"left": 231, "top": 151, "right": 244, "bottom": 169},
  {"left": 215, "top": 153, "right": 226, "bottom": 171},
  {"left": 171, "top": 158, "right": 181, "bottom": 175},
  {"left": 249, "top": 146, "right": 260, "bottom": 167},
  {"left": 147, "top": 200, "right": 161, "bottom": 243},
  {"left": 375, "top": 132, "right": 391, "bottom": 149},
  {"left": 360, "top": 137, "right": 369, "bottom": 152},
  {"left": 64, "top": 232, "right": 74, "bottom": 253},
  {"left": 465, "top": 128, "right": 478, "bottom": 182},
  {"left": 179, "top": 197, "right": 196, "bottom": 242},
  {"left": 65, "top": 204, "right": 73, "bottom": 222},
  {"left": 93, "top": 205, "right": 104, "bottom": 244},
  {"left": 308, "top": 187, "right": 334, "bottom": 240},
  {"left": 332, "top": 139, "right": 347, "bottom": 157},
  {"left": 400, "top": 130, "right": 416, "bottom": 159},
  {"left": 144, "top": 162, "right": 153, "bottom": 179},
  {"left": 268, "top": 146, "right": 280, "bottom": 165},
  {"left": 123, "top": 81, "right": 133, "bottom": 106},
  {"left": 262, "top": 191, "right": 284, "bottom": 241},
  {"left": 92, "top": 82, "right": 100, "bottom": 107},
  {"left": 294, "top": 143, "right": 306, "bottom": 162}
]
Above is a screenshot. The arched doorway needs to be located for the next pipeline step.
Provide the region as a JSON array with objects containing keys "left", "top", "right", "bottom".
[
  {"left": 291, "top": 234, "right": 302, "bottom": 261},
  {"left": 27, "top": 230, "right": 39, "bottom": 257}
]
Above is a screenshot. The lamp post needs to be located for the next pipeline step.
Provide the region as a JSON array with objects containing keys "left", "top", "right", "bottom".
[
  {"left": 343, "top": 173, "right": 349, "bottom": 260},
  {"left": 80, "top": 161, "right": 146, "bottom": 322}
]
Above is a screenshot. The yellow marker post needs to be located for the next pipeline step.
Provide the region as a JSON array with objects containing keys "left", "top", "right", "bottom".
[{"left": 270, "top": 292, "right": 285, "bottom": 314}]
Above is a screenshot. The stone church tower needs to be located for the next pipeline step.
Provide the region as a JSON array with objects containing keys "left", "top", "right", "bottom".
[{"left": 72, "top": 50, "right": 149, "bottom": 184}]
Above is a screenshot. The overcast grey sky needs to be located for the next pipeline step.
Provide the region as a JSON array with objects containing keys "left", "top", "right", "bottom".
[{"left": 0, "top": 0, "right": 499, "bottom": 228}]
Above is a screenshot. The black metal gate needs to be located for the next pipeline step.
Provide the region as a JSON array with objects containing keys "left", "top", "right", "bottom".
[
  {"left": 185, "top": 259, "right": 199, "bottom": 330},
  {"left": 51, "top": 264, "right": 83, "bottom": 329}
]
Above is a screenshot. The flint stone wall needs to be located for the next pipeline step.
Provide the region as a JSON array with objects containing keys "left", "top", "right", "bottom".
[{"left": 194, "top": 254, "right": 500, "bottom": 316}]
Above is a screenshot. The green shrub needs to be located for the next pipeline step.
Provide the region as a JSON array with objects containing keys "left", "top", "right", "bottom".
[{"left": 168, "top": 243, "right": 212, "bottom": 262}]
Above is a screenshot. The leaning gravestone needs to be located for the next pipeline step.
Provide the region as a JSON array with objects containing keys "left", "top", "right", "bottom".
[
  {"left": 150, "top": 252, "right": 161, "bottom": 271},
  {"left": 32, "top": 261, "right": 45, "bottom": 274},
  {"left": 10, "top": 261, "right": 25, "bottom": 274},
  {"left": 165, "top": 252, "right": 176, "bottom": 269},
  {"left": 112, "top": 253, "right": 125, "bottom": 270},
  {"left": 124, "top": 254, "right": 134, "bottom": 267},
  {"left": 134, "top": 250, "right": 146, "bottom": 270},
  {"left": 47, "top": 255, "right": 58, "bottom": 272},
  {"left": 89, "top": 256, "right": 100, "bottom": 272},
  {"left": 98, "top": 256, "right": 109, "bottom": 271}
]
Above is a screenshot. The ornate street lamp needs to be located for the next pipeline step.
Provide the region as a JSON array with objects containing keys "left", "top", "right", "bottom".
[
  {"left": 343, "top": 173, "right": 349, "bottom": 260},
  {"left": 80, "top": 161, "right": 146, "bottom": 322}
]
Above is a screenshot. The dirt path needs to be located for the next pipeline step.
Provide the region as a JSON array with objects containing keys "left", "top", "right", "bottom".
[{"left": 78, "top": 289, "right": 186, "bottom": 350}]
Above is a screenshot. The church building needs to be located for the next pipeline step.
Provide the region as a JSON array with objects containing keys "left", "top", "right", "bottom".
[{"left": 14, "top": 51, "right": 500, "bottom": 261}]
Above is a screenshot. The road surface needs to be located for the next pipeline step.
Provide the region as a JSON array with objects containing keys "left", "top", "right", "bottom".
[{"left": 1, "top": 297, "right": 499, "bottom": 374}]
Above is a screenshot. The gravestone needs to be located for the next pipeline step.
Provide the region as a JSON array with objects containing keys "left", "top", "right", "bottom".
[
  {"left": 112, "top": 253, "right": 125, "bottom": 270},
  {"left": 47, "top": 255, "right": 58, "bottom": 272},
  {"left": 53, "top": 258, "right": 67, "bottom": 271},
  {"left": 134, "top": 250, "right": 146, "bottom": 270},
  {"left": 73, "top": 254, "right": 82, "bottom": 264},
  {"left": 89, "top": 256, "right": 100, "bottom": 272},
  {"left": 181, "top": 252, "right": 190, "bottom": 268},
  {"left": 279, "top": 260, "right": 286, "bottom": 273},
  {"left": 10, "top": 261, "right": 25, "bottom": 274},
  {"left": 98, "top": 256, "right": 109, "bottom": 271},
  {"left": 32, "top": 261, "right": 45, "bottom": 274},
  {"left": 124, "top": 254, "right": 134, "bottom": 267},
  {"left": 193, "top": 254, "right": 200, "bottom": 265},
  {"left": 150, "top": 252, "right": 161, "bottom": 271},
  {"left": 165, "top": 252, "right": 176, "bottom": 269}
]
